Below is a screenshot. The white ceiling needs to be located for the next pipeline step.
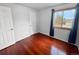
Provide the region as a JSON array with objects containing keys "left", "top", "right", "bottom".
[{"left": 19, "top": 3, "right": 63, "bottom": 10}]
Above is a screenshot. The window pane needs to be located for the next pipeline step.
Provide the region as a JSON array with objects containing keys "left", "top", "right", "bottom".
[
  {"left": 53, "top": 11, "right": 63, "bottom": 27},
  {"left": 62, "top": 9, "right": 76, "bottom": 28}
]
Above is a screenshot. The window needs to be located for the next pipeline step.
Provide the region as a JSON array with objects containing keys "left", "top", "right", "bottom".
[{"left": 53, "top": 9, "right": 76, "bottom": 29}]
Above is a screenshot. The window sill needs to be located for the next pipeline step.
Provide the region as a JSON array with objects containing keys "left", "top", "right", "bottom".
[{"left": 54, "top": 27, "right": 71, "bottom": 30}]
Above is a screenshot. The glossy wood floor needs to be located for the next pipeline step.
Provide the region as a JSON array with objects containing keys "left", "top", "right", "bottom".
[{"left": 0, "top": 33, "right": 78, "bottom": 55}]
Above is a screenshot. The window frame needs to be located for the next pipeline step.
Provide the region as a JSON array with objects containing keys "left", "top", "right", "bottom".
[{"left": 53, "top": 8, "right": 76, "bottom": 30}]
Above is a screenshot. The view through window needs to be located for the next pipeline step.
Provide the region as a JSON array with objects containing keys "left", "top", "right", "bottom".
[{"left": 53, "top": 9, "right": 76, "bottom": 29}]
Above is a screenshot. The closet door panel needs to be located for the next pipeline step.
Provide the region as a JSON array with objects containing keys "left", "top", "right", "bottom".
[
  {"left": 0, "top": 6, "right": 15, "bottom": 50},
  {"left": 28, "top": 9, "right": 37, "bottom": 35},
  {"left": 0, "top": 20, "right": 4, "bottom": 49}
]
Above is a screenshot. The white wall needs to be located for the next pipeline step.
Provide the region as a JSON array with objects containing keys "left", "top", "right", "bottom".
[
  {"left": 38, "top": 8, "right": 51, "bottom": 35},
  {"left": 54, "top": 29, "right": 70, "bottom": 42},
  {"left": 38, "top": 3, "right": 77, "bottom": 42}
]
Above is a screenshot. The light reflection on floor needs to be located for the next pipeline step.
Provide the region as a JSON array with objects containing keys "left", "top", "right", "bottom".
[{"left": 51, "top": 46, "right": 66, "bottom": 55}]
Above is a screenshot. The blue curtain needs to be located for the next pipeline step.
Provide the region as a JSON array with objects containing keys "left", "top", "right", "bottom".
[
  {"left": 49, "top": 9, "right": 55, "bottom": 36},
  {"left": 68, "top": 4, "right": 79, "bottom": 44}
]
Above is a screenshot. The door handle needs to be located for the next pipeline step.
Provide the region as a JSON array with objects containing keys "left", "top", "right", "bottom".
[{"left": 10, "top": 28, "right": 14, "bottom": 30}]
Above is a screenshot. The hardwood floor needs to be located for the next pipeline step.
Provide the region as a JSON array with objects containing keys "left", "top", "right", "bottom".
[{"left": 0, "top": 33, "right": 78, "bottom": 55}]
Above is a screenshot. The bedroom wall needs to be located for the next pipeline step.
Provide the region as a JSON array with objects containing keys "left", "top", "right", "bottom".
[{"left": 38, "top": 3, "right": 77, "bottom": 42}]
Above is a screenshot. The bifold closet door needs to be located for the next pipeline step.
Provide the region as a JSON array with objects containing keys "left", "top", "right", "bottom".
[
  {"left": 0, "top": 6, "right": 15, "bottom": 50},
  {"left": 28, "top": 9, "right": 37, "bottom": 35}
]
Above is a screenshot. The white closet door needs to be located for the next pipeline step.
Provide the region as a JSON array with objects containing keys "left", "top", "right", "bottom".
[
  {"left": 0, "top": 6, "right": 15, "bottom": 50},
  {"left": 28, "top": 9, "right": 36, "bottom": 35},
  {"left": 0, "top": 19, "right": 4, "bottom": 49}
]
